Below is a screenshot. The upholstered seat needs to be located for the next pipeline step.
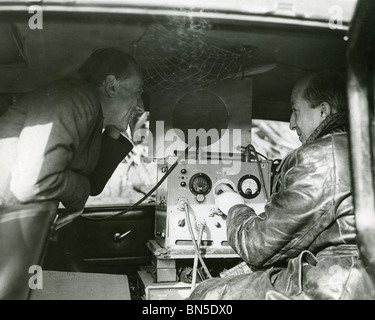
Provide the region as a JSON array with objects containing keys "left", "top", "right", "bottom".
[
  {"left": 0, "top": 202, "right": 58, "bottom": 300},
  {"left": 29, "top": 271, "right": 131, "bottom": 300},
  {"left": 1, "top": 202, "right": 132, "bottom": 300}
]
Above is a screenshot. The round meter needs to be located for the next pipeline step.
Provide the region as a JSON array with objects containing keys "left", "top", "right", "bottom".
[
  {"left": 237, "top": 175, "right": 261, "bottom": 199},
  {"left": 189, "top": 173, "right": 212, "bottom": 196}
]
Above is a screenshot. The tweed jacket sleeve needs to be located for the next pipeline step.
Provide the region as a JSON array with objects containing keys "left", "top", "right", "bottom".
[{"left": 9, "top": 83, "right": 100, "bottom": 211}]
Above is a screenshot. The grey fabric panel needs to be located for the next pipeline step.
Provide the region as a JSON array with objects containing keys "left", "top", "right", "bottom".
[{"left": 29, "top": 271, "right": 131, "bottom": 300}]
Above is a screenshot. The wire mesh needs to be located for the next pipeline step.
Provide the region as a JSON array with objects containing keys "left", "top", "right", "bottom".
[{"left": 134, "top": 19, "right": 255, "bottom": 92}]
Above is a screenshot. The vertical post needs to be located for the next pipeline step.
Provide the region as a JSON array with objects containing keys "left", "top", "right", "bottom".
[
  {"left": 347, "top": 0, "right": 375, "bottom": 279},
  {"left": 347, "top": 65, "right": 375, "bottom": 277}
]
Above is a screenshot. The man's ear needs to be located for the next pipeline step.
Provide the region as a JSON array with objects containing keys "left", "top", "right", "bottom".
[
  {"left": 103, "top": 75, "right": 118, "bottom": 98},
  {"left": 320, "top": 102, "right": 332, "bottom": 118}
]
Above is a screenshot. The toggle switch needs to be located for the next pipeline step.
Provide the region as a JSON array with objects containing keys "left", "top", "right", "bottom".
[{"left": 178, "top": 219, "right": 186, "bottom": 227}]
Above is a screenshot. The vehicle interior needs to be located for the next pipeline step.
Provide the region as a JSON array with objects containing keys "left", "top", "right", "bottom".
[{"left": 1, "top": 0, "right": 375, "bottom": 300}]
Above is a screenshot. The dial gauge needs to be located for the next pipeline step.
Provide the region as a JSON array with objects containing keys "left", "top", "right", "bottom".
[
  {"left": 237, "top": 175, "right": 261, "bottom": 199},
  {"left": 189, "top": 173, "right": 212, "bottom": 196}
]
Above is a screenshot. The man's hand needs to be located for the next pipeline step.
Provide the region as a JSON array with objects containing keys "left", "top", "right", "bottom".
[
  {"left": 105, "top": 125, "right": 121, "bottom": 139},
  {"left": 214, "top": 183, "right": 245, "bottom": 215},
  {"left": 215, "top": 183, "right": 235, "bottom": 195},
  {"left": 106, "top": 101, "right": 145, "bottom": 140}
]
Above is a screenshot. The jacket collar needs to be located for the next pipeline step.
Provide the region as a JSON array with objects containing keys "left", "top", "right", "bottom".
[{"left": 305, "top": 113, "right": 348, "bottom": 144}]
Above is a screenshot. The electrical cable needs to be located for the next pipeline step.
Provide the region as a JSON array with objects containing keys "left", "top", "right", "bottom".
[
  {"left": 191, "top": 222, "right": 205, "bottom": 293},
  {"left": 81, "top": 144, "right": 193, "bottom": 221},
  {"left": 184, "top": 202, "right": 212, "bottom": 279},
  {"left": 241, "top": 145, "right": 268, "bottom": 160},
  {"left": 248, "top": 144, "right": 269, "bottom": 202}
]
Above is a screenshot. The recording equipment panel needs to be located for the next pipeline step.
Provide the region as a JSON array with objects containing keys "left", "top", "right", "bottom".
[
  {"left": 154, "top": 159, "right": 271, "bottom": 257},
  {"left": 148, "top": 78, "right": 271, "bottom": 258}
]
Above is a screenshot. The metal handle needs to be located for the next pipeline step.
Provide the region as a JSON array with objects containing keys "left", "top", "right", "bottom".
[{"left": 113, "top": 229, "right": 132, "bottom": 242}]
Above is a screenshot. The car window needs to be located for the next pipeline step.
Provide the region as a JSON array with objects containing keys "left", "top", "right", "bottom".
[
  {"left": 251, "top": 119, "right": 301, "bottom": 160},
  {"left": 85, "top": 118, "right": 300, "bottom": 205}
]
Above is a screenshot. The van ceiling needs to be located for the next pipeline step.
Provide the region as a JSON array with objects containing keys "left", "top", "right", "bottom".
[{"left": 0, "top": 13, "right": 348, "bottom": 121}]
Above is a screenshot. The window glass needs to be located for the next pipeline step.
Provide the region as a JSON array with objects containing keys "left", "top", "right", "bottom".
[
  {"left": 87, "top": 118, "right": 300, "bottom": 205},
  {"left": 251, "top": 119, "right": 301, "bottom": 160}
]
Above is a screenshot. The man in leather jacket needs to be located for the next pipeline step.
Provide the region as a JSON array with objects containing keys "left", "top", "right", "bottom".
[{"left": 189, "top": 70, "right": 375, "bottom": 300}]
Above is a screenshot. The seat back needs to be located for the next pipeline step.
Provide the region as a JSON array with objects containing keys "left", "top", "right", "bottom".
[{"left": 0, "top": 202, "right": 58, "bottom": 300}]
